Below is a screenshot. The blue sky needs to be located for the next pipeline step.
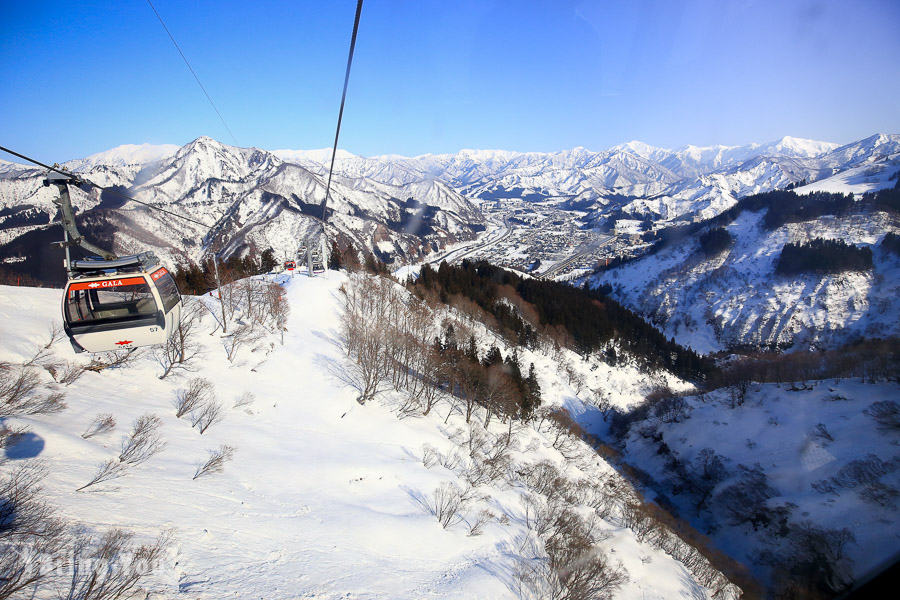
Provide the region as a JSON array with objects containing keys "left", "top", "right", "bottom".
[{"left": 2, "top": 0, "right": 899, "bottom": 161}]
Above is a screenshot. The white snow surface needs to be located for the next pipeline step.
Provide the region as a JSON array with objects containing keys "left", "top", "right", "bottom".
[
  {"left": 0, "top": 274, "right": 719, "bottom": 600},
  {"left": 63, "top": 143, "right": 180, "bottom": 171},
  {"left": 609, "top": 381, "right": 900, "bottom": 587},
  {"left": 591, "top": 209, "right": 900, "bottom": 353}
]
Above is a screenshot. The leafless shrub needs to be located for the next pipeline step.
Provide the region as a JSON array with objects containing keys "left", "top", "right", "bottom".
[
  {"left": 23, "top": 322, "right": 64, "bottom": 368},
  {"left": 437, "top": 449, "right": 462, "bottom": 471},
  {"left": 82, "top": 413, "right": 116, "bottom": 439},
  {"left": 543, "top": 408, "right": 583, "bottom": 458},
  {"left": 467, "top": 508, "right": 495, "bottom": 537},
  {"left": 0, "top": 422, "right": 28, "bottom": 450},
  {"left": 713, "top": 464, "right": 782, "bottom": 530},
  {"left": 766, "top": 521, "right": 856, "bottom": 598},
  {"left": 223, "top": 323, "right": 261, "bottom": 362},
  {"left": 522, "top": 494, "right": 559, "bottom": 538},
  {"left": 174, "top": 378, "right": 214, "bottom": 418},
  {"left": 76, "top": 459, "right": 128, "bottom": 492},
  {"left": 85, "top": 349, "right": 142, "bottom": 372},
  {"left": 584, "top": 478, "right": 618, "bottom": 521},
  {"left": 57, "top": 360, "right": 85, "bottom": 386},
  {"left": 193, "top": 445, "right": 235, "bottom": 480},
  {"left": 119, "top": 414, "right": 165, "bottom": 466},
  {"left": 1, "top": 362, "right": 65, "bottom": 417},
  {"left": 155, "top": 297, "right": 206, "bottom": 379},
  {"left": 429, "top": 481, "right": 466, "bottom": 528},
  {"left": 592, "top": 387, "right": 615, "bottom": 421},
  {"left": 519, "top": 461, "right": 568, "bottom": 505},
  {"left": 22, "top": 391, "right": 66, "bottom": 416},
  {"left": 421, "top": 443, "right": 440, "bottom": 468},
  {"left": 0, "top": 462, "right": 69, "bottom": 600},
  {"left": 233, "top": 391, "right": 255, "bottom": 408},
  {"left": 61, "top": 528, "right": 172, "bottom": 600},
  {"left": 458, "top": 457, "right": 491, "bottom": 487},
  {"left": 517, "top": 494, "right": 628, "bottom": 600},
  {"left": 811, "top": 423, "right": 834, "bottom": 442},
  {"left": 265, "top": 282, "right": 291, "bottom": 344},
  {"left": 865, "top": 400, "right": 900, "bottom": 432},
  {"left": 813, "top": 454, "right": 900, "bottom": 507},
  {"left": 191, "top": 399, "right": 225, "bottom": 434}
]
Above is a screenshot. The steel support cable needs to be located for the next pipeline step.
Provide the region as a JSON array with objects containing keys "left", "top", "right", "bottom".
[
  {"left": 321, "top": 0, "right": 364, "bottom": 229},
  {"left": 0, "top": 144, "right": 208, "bottom": 228},
  {"left": 145, "top": 0, "right": 239, "bottom": 147}
]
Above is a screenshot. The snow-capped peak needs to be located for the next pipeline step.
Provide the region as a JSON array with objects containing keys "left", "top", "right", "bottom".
[
  {"left": 614, "top": 140, "right": 670, "bottom": 159},
  {"left": 272, "top": 148, "right": 358, "bottom": 164},
  {"left": 758, "top": 136, "right": 839, "bottom": 158},
  {"left": 63, "top": 143, "right": 180, "bottom": 171}
]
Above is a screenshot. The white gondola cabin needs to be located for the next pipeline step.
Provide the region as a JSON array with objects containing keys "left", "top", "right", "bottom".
[{"left": 62, "top": 253, "right": 182, "bottom": 353}]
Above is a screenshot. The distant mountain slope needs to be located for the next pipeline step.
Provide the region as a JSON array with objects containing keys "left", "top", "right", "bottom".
[
  {"left": 2, "top": 133, "right": 898, "bottom": 287},
  {"left": 588, "top": 190, "right": 900, "bottom": 353},
  {"left": 0, "top": 137, "right": 485, "bottom": 284}
]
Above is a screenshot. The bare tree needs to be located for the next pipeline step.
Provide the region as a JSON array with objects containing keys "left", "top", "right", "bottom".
[
  {"left": 865, "top": 400, "right": 900, "bottom": 432},
  {"left": 76, "top": 459, "right": 128, "bottom": 492},
  {"left": 217, "top": 281, "right": 238, "bottom": 330},
  {"left": 193, "top": 445, "right": 236, "bottom": 479},
  {"left": 1, "top": 362, "right": 66, "bottom": 417},
  {"left": 467, "top": 508, "right": 495, "bottom": 537},
  {"left": 119, "top": 414, "right": 166, "bottom": 466},
  {"left": 223, "top": 323, "right": 260, "bottom": 363},
  {"left": 429, "top": 482, "right": 466, "bottom": 528},
  {"left": 174, "top": 378, "right": 214, "bottom": 418},
  {"left": 265, "top": 282, "right": 290, "bottom": 344},
  {"left": 86, "top": 349, "right": 142, "bottom": 372},
  {"left": 191, "top": 399, "right": 225, "bottom": 434},
  {"left": 481, "top": 364, "right": 520, "bottom": 427},
  {"left": 61, "top": 528, "right": 172, "bottom": 600},
  {"left": 155, "top": 297, "right": 205, "bottom": 379},
  {"left": 46, "top": 359, "right": 86, "bottom": 386},
  {"left": 338, "top": 275, "right": 397, "bottom": 404},
  {"left": 592, "top": 387, "right": 615, "bottom": 421},
  {"left": 82, "top": 413, "right": 116, "bottom": 439},
  {"left": 0, "top": 462, "right": 70, "bottom": 599},
  {"left": 233, "top": 391, "right": 255, "bottom": 409}
]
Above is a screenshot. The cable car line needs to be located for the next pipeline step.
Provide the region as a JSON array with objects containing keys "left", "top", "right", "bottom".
[
  {"left": 321, "top": 0, "right": 364, "bottom": 228},
  {"left": 145, "top": 0, "right": 239, "bottom": 147}
]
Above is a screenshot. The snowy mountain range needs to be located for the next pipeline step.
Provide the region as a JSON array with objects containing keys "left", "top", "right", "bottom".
[{"left": 0, "top": 133, "right": 898, "bottom": 293}]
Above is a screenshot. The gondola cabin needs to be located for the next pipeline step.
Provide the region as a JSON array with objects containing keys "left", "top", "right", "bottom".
[
  {"left": 62, "top": 253, "right": 181, "bottom": 353},
  {"left": 309, "top": 250, "right": 325, "bottom": 274},
  {"left": 284, "top": 260, "right": 296, "bottom": 271}
]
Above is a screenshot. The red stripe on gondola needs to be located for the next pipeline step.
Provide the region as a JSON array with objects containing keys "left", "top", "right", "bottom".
[{"left": 67, "top": 276, "right": 147, "bottom": 291}]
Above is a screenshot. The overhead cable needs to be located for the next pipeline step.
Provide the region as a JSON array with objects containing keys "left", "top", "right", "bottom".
[
  {"left": 145, "top": 0, "right": 239, "bottom": 147},
  {"left": 321, "top": 0, "right": 364, "bottom": 227}
]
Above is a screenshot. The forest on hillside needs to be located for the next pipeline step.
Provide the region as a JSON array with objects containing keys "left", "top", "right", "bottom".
[{"left": 414, "top": 260, "right": 711, "bottom": 382}]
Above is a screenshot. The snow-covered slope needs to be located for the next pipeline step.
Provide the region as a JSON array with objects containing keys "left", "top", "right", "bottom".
[
  {"left": 589, "top": 206, "right": 900, "bottom": 353},
  {"left": 62, "top": 143, "right": 180, "bottom": 171},
  {"left": 0, "top": 273, "right": 734, "bottom": 599},
  {"left": 599, "top": 379, "right": 900, "bottom": 593}
]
